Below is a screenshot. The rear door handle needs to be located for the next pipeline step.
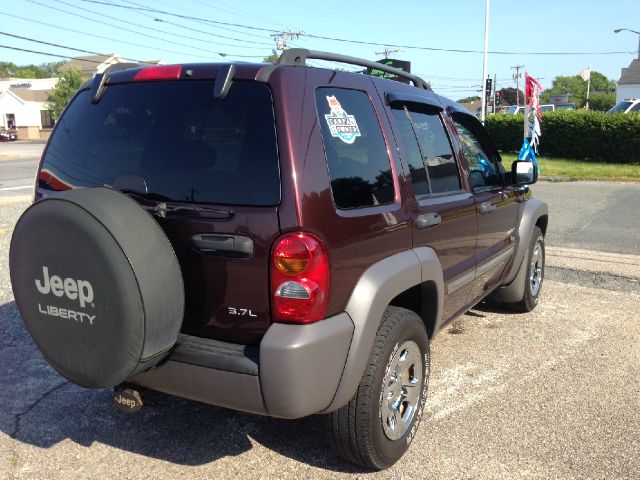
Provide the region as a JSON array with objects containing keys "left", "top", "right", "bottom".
[
  {"left": 478, "top": 202, "right": 496, "bottom": 214},
  {"left": 191, "top": 234, "right": 254, "bottom": 258},
  {"left": 416, "top": 213, "right": 441, "bottom": 230}
]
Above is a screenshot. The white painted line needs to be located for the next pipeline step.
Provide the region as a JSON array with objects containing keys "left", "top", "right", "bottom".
[{"left": 0, "top": 185, "right": 32, "bottom": 191}]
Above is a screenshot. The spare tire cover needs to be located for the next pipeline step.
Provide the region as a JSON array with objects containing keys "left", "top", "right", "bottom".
[{"left": 10, "top": 187, "right": 184, "bottom": 388}]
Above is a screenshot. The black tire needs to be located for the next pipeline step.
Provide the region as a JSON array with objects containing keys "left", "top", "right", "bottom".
[
  {"left": 513, "top": 226, "right": 545, "bottom": 312},
  {"left": 329, "top": 306, "right": 430, "bottom": 470},
  {"left": 10, "top": 187, "right": 184, "bottom": 388}
]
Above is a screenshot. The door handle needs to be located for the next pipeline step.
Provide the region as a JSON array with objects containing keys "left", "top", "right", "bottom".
[
  {"left": 478, "top": 202, "right": 496, "bottom": 214},
  {"left": 191, "top": 234, "right": 254, "bottom": 258},
  {"left": 416, "top": 213, "right": 441, "bottom": 230}
]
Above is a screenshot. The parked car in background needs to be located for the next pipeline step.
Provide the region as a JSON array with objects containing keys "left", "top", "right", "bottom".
[
  {"left": 555, "top": 103, "right": 576, "bottom": 111},
  {"left": 0, "top": 129, "right": 17, "bottom": 141},
  {"left": 608, "top": 98, "right": 640, "bottom": 114},
  {"left": 503, "top": 104, "right": 556, "bottom": 114}
]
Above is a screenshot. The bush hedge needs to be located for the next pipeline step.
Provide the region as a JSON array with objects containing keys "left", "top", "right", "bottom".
[{"left": 485, "top": 111, "right": 640, "bottom": 163}]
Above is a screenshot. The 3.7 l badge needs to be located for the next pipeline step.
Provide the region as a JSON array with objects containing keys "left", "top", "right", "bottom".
[{"left": 227, "top": 307, "right": 257, "bottom": 317}]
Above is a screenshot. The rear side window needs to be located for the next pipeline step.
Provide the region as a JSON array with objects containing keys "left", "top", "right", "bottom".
[
  {"left": 41, "top": 81, "right": 280, "bottom": 206},
  {"left": 390, "top": 108, "right": 429, "bottom": 198},
  {"left": 409, "top": 111, "right": 460, "bottom": 194},
  {"left": 391, "top": 105, "right": 461, "bottom": 197},
  {"left": 315, "top": 88, "right": 394, "bottom": 209}
]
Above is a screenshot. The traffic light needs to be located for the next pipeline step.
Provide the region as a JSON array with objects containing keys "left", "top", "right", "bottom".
[
  {"left": 485, "top": 78, "right": 493, "bottom": 101},
  {"left": 495, "top": 91, "right": 501, "bottom": 105}
]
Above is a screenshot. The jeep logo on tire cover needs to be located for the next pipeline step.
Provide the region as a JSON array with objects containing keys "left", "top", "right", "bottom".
[{"left": 35, "top": 266, "right": 94, "bottom": 308}]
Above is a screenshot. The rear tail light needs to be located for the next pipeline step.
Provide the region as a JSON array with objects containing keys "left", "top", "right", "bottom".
[
  {"left": 271, "top": 232, "right": 330, "bottom": 323},
  {"left": 133, "top": 65, "right": 182, "bottom": 81}
]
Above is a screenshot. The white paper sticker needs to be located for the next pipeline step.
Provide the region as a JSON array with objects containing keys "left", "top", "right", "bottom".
[{"left": 324, "top": 95, "right": 361, "bottom": 144}]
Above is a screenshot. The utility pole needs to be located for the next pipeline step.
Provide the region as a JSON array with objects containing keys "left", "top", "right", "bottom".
[
  {"left": 375, "top": 48, "right": 402, "bottom": 60},
  {"left": 511, "top": 65, "right": 525, "bottom": 105},
  {"left": 492, "top": 73, "right": 497, "bottom": 114},
  {"left": 586, "top": 65, "right": 591, "bottom": 110},
  {"left": 271, "top": 30, "right": 302, "bottom": 51},
  {"left": 480, "top": 0, "right": 490, "bottom": 123}
]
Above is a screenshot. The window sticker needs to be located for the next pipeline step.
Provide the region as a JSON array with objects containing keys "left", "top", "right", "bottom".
[{"left": 324, "top": 95, "right": 362, "bottom": 144}]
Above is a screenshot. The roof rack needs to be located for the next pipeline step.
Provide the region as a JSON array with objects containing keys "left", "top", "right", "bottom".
[{"left": 277, "top": 48, "right": 430, "bottom": 90}]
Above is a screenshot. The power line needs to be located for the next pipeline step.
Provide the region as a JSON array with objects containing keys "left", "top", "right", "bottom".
[
  {"left": 189, "top": 0, "right": 285, "bottom": 29},
  {"left": 300, "top": 32, "right": 633, "bottom": 56},
  {"left": 0, "top": 43, "right": 112, "bottom": 63},
  {"left": 101, "top": 0, "right": 272, "bottom": 46},
  {"left": 128, "top": 0, "right": 275, "bottom": 40},
  {"left": 0, "top": 11, "right": 208, "bottom": 59},
  {"left": 511, "top": 65, "right": 525, "bottom": 105},
  {"left": 80, "top": 0, "right": 635, "bottom": 56},
  {"left": 1, "top": 12, "right": 265, "bottom": 60},
  {"left": 26, "top": 0, "right": 268, "bottom": 57},
  {"left": 79, "top": 0, "right": 278, "bottom": 33},
  {"left": 272, "top": 30, "right": 303, "bottom": 51},
  {"left": 0, "top": 31, "right": 146, "bottom": 63}
]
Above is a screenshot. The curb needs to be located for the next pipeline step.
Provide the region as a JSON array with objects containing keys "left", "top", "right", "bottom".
[
  {"left": 545, "top": 246, "right": 640, "bottom": 281},
  {"left": 539, "top": 176, "right": 573, "bottom": 182}
]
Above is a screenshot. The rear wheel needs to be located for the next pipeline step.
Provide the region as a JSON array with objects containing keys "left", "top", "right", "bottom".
[{"left": 329, "top": 306, "right": 430, "bottom": 470}]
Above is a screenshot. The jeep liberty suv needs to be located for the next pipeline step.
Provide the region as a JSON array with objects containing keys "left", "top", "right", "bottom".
[{"left": 10, "top": 49, "right": 548, "bottom": 470}]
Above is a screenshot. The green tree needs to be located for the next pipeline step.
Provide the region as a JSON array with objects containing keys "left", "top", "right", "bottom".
[
  {"left": 540, "top": 71, "right": 615, "bottom": 108},
  {"left": 497, "top": 87, "right": 524, "bottom": 106},
  {"left": 263, "top": 53, "right": 279, "bottom": 63},
  {"left": 457, "top": 95, "right": 481, "bottom": 103},
  {"left": 0, "top": 60, "right": 65, "bottom": 78},
  {"left": 40, "top": 61, "right": 65, "bottom": 77},
  {"left": 587, "top": 92, "right": 616, "bottom": 112},
  {"left": 48, "top": 68, "right": 84, "bottom": 121}
]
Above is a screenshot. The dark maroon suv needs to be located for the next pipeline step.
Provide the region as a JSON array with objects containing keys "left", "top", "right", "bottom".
[{"left": 9, "top": 49, "right": 548, "bottom": 470}]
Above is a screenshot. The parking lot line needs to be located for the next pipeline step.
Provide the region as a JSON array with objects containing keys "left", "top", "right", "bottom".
[{"left": 0, "top": 185, "right": 32, "bottom": 191}]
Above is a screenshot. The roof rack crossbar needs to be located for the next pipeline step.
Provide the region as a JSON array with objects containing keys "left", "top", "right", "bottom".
[{"left": 278, "top": 48, "right": 430, "bottom": 90}]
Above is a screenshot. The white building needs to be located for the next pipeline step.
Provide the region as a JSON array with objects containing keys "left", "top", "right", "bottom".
[
  {"left": 58, "top": 53, "right": 161, "bottom": 80},
  {"left": 616, "top": 59, "right": 640, "bottom": 103},
  {"left": 0, "top": 78, "right": 59, "bottom": 140},
  {"left": 58, "top": 53, "right": 126, "bottom": 80}
]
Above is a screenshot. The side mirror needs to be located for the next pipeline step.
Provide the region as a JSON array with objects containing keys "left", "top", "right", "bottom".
[{"left": 511, "top": 161, "right": 538, "bottom": 185}]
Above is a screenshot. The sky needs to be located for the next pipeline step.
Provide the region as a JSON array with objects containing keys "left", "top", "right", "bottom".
[{"left": 1, "top": 0, "right": 639, "bottom": 100}]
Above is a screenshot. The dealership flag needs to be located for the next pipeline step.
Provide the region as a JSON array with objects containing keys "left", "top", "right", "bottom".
[
  {"left": 579, "top": 68, "right": 591, "bottom": 81},
  {"left": 518, "top": 73, "right": 543, "bottom": 173},
  {"left": 580, "top": 67, "right": 592, "bottom": 108}
]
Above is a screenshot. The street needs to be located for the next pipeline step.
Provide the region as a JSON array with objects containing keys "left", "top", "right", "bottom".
[
  {"left": 533, "top": 181, "right": 640, "bottom": 255},
  {"left": 0, "top": 142, "right": 43, "bottom": 198},
  {"left": 0, "top": 148, "right": 639, "bottom": 479}
]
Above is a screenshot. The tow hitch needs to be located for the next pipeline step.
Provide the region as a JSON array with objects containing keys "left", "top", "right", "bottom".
[{"left": 113, "top": 387, "right": 144, "bottom": 413}]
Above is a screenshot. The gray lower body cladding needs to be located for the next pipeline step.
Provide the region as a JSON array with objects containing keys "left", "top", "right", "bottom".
[{"left": 129, "top": 312, "right": 354, "bottom": 418}]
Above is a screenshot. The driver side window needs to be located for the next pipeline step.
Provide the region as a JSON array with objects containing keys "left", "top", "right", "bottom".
[{"left": 452, "top": 120, "right": 500, "bottom": 189}]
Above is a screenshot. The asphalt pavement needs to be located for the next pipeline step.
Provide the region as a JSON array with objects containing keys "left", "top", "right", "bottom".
[
  {"left": 0, "top": 142, "right": 43, "bottom": 198},
  {"left": 0, "top": 196, "right": 638, "bottom": 479},
  {"left": 0, "top": 150, "right": 639, "bottom": 479},
  {"left": 533, "top": 181, "right": 640, "bottom": 255}
]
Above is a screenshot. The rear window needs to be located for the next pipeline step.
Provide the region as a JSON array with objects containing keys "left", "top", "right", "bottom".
[
  {"left": 40, "top": 80, "right": 280, "bottom": 206},
  {"left": 315, "top": 88, "right": 394, "bottom": 209}
]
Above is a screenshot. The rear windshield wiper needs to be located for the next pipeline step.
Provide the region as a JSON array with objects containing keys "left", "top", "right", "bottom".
[
  {"left": 120, "top": 190, "right": 233, "bottom": 220},
  {"left": 155, "top": 203, "right": 234, "bottom": 220}
]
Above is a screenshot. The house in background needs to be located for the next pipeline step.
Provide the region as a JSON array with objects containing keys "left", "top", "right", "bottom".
[
  {"left": 58, "top": 53, "right": 126, "bottom": 80},
  {"left": 58, "top": 54, "right": 162, "bottom": 80},
  {"left": 616, "top": 58, "right": 640, "bottom": 103},
  {"left": 0, "top": 78, "right": 59, "bottom": 140},
  {"left": 0, "top": 55, "right": 164, "bottom": 139}
]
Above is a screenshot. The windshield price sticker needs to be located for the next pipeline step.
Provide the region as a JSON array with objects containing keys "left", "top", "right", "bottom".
[{"left": 324, "top": 95, "right": 361, "bottom": 144}]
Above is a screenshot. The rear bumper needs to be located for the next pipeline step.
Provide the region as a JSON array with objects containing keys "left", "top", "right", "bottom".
[{"left": 129, "top": 312, "right": 354, "bottom": 419}]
